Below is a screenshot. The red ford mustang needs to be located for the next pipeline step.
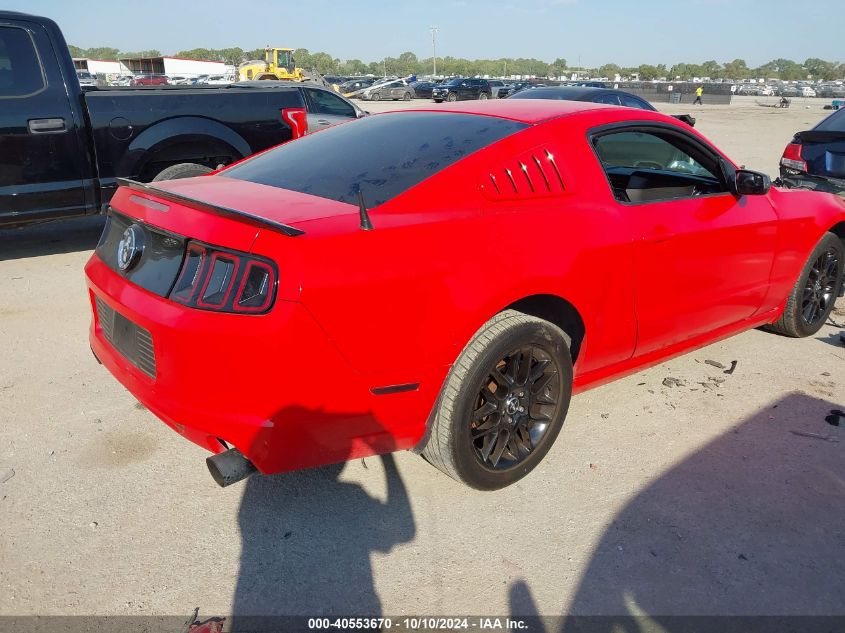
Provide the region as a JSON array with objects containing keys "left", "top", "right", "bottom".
[{"left": 85, "top": 101, "right": 845, "bottom": 490}]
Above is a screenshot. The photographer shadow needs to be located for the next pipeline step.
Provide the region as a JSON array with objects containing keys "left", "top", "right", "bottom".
[
  {"left": 509, "top": 392, "right": 845, "bottom": 630},
  {"left": 230, "top": 406, "right": 416, "bottom": 629}
]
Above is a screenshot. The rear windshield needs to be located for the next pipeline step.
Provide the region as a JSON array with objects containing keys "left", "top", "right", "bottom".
[
  {"left": 224, "top": 112, "right": 527, "bottom": 206},
  {"left": 815, "top": 109, "right": 845, "bottom": 132}
]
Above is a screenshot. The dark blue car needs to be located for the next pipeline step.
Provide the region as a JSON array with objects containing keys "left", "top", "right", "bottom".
[{"left": 780, "top": 108, "right": 845, "bottom": 197}]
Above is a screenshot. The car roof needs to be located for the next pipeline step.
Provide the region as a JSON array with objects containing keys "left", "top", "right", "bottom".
[{"left": 399, "top": 99, "right": 635, "bottom": 124}]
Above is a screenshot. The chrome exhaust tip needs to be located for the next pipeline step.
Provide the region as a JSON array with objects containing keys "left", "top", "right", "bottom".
[{"left": 206, "top": 449, "right": 257, "bottom": 487}]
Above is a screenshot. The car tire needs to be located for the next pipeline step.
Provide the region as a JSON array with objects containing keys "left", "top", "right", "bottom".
[
  {"left": 403, "top": 92, "right": 412, "bottom": 101},
  {"left": 433, "top": 99, "right": 443, "bottom": 103},
  {"left": 422, "top": 310, "right": 573, "bottom": 490},
  {"left": 447, "top": 93, "right": 458, "bottom": 102},
  {"left": 479, "top": 92, "right": 489, "bottom": 100},
  {"left": 370, "top": 92, "right": 380, "bottom": 101},
  {"left": 152, "top": 163, "right": 213, "bottom": 182},
  {"left": 766, "top": 232, "right": 843, "bottom": 337}
]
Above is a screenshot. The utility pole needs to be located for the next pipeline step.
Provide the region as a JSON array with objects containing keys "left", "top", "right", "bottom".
[{"left": 429, "top": 26, "right": 438, "bottom": 77}]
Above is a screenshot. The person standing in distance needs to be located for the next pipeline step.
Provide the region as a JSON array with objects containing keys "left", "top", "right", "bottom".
[{"left": 693, "top": 85, "right": 703, "bottom": 105}]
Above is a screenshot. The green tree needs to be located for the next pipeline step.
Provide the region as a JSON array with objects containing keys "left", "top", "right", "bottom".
[
  {"left": 120, "top": 49, "right": 161, "bottom": 58},
  {"left": 84, "top": 47, "right": 119, "bottom": 61},
  {"left": 722, "top": 58, "right": 749, "bottom": 80},
  {"left": 598, "top": 63, "right": 622, "bottom": 78},
  {"left": 637, "top": 64, "right": 660, "bottom": 80}
]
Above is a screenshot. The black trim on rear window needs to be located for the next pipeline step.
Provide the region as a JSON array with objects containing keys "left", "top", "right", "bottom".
[{"left": 223, "top": 112, "right": 528, "bottom": 207}]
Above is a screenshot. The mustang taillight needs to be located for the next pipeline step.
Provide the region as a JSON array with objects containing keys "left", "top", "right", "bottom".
[
  {"left": 780, "top": 142, "right": 807, "bottom": 172},
  {"left": 169, "top": 242, "right": 277, "bottom": 314}
]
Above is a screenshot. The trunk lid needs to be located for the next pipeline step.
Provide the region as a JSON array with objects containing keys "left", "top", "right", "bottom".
[{"left": 796, "top": 130, "right": 845, "bottom": 180}]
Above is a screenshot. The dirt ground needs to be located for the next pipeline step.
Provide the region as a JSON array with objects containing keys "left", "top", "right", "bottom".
[{"left": 1, "top": 96, "right": 844, "bottom": 623}]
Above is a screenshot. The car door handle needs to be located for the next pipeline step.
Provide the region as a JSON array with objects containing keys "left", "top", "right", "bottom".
[
  {"left": 643, "top": 225, "right": 675, "bottom": 244},
  {"left": 28, "top": 118, "right": 66, "bottom": 134}
]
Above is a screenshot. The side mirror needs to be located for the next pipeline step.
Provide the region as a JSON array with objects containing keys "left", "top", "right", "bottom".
[{"left": 735, "top": 169, "right": 771, "bottom": 196}]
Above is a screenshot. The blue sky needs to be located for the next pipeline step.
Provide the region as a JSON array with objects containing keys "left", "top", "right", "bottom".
[{"left": 17, "top": 0, "right": 843, "bottom": 66}]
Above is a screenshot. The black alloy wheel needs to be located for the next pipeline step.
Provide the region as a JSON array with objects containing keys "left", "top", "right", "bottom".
[
  {"left": 470, "top": 345, "right": 562, "bottom": 470},
  {"left": 802, "top": 247, "right": 841, "bottom": 326},
  {"left": 766, "top": 232, "right": 844, "bottom": 337},
  {"left": 422, "top": 310, "right": 573, "bottom": 490}
]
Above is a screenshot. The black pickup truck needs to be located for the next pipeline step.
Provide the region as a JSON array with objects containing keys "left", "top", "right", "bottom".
[{"left": 0, "top": 11, "right": 364, "bottom": 228}]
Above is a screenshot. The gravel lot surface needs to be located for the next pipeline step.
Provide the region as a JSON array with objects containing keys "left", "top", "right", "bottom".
[{"left": 1, "top": 95, "right": 843, "bottom": 622}]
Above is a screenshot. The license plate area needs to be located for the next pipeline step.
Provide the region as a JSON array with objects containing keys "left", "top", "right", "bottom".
[{"left": 95, "top": 296, "right": 157, "bottom": 379}]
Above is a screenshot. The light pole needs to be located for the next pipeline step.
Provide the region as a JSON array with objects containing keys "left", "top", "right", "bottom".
[{"left": 429, "top": 26, "right": 438, "bottom": 77}]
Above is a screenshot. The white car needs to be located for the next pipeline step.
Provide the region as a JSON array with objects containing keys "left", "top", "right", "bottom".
[
  {"left": 76, "top": 71, "right": 96, "bottom": 87},
  {"left": 168, "top": 76, "right": 192, "bottom": 85},
  {"left": 801, "top": 86, "right": 817, "bottom": 97},
  {"left": 204, "top": 75, "right": 233, "bottom": 85}
]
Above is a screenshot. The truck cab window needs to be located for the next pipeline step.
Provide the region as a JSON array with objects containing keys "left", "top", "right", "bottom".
[{"left": 0, "top": 26, "right": 46, "bottom": 97}]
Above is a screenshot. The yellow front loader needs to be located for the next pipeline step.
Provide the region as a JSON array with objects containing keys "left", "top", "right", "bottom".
[{"left": 238, "top": 47, "right": 307, "bottom": 81}]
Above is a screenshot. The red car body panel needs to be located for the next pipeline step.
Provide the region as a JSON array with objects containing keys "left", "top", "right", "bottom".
[{"left": 86, "top": 102, "right": 845, "bottom": 475}]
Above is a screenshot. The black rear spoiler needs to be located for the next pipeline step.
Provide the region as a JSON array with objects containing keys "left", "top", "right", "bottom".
[
  {"left": 795, "top": 130, "right": 845, "bottom": 143},
  {"left": 115, "top": 178, "right": 305, "bottom": 237}
]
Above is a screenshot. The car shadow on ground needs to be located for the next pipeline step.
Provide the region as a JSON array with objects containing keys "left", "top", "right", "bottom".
[
  {"left": 229, "top": 408, "right": 416, "bottom": 630},
  {"left": 0, "top": 215, "right": 105, "bottom": 261},
  {"left": 508, "top": 392, "right": 845, "bottom": 629}
]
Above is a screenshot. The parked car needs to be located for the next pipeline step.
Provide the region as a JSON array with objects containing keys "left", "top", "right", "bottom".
[
  {"left": 431, "top": 78, "right": 492, "bottom": 102},
  {"left": 801, "top": 86, "right": 817, "bottom": 98},
  {"left": 204, "top": 75, "right": 233, "bottom": 85},
  {"left": 487, "top": 79, "right": 508, "bottom": 98},
  {"left": 497, "top": 81, "right": 533, "bottom": 98},
  {"left": 505, "top": 85, "right": 696, "bottom": 126},
  {"left": 779, "top": 107, "right": 845, "bottom": 198},
  {"left": 0, "top": 11, "right": 354, "bottom": 228},
  {"left": 225, "top": 81, "right": 365, "bottom": 131},
  {"left": 76, "top": 70, "right": 96, "bottom": 87},
  {"left": 362, "top": 80, "right": 414, "bottom": 101},
  {"left": 86, "top": 100, "right": 844, "bottom": 491},
  {"left": 167, "top": 75, "right": 191, "bottom": 85},
  {"left": 110, "top": 75, "right": 134, "bottom": 86},
  {"left": 339, "top": 78, "right": 376, "bottom": 95},
  {"left": 409, "top": 80, "right": 437, "bottom": 99},
  {"left": 779, "top": 85, "right": 800, "bottom": 97},
  {"left": 508, "top": 85, "right": 655, "bottom": 110},
  {"left": 130, "top": 74, "right": 169, "bottom": 86}
]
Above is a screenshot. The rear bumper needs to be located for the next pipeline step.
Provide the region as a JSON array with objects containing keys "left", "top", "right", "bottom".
[
  {"left": 85, "top": 255, "right": 429, "bottom": 474},
  {"left": 777, "top": 173, "right": 845, "bottom": 198}
]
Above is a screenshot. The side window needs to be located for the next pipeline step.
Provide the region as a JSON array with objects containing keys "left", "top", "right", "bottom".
[
  {"left": 307, "top": 88, "right": 355, "bottom": 118},
  {"left": 593, "top": 93, "right": 621, "bottom": 106},
  {"left": 619, "top": 94, "right": 651, "bottom": 110},
  {"left": 0, "top": 26, "right": 47, "bottom": 98},
  {"left": 593, "top": 130, "right": 726, "bottom": 203}
]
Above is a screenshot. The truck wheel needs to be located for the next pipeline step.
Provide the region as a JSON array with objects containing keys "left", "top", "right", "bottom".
[
  {"left": 152, "top": 163, "right": 213, "bottom": 182},
  {"left": 422, "top": 310, "right": 573, "bottom": 490},
  {"left": 766, "top": 232, "right": 843, "bottom": 337}
]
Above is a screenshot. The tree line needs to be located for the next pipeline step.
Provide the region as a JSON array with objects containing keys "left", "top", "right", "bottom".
[{"left": 68, "top": 44, "right": 844, "bottom": 81}]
